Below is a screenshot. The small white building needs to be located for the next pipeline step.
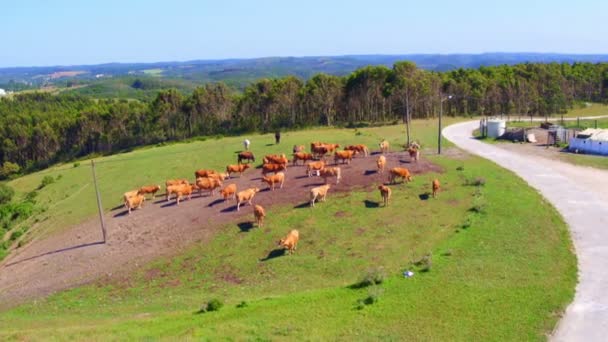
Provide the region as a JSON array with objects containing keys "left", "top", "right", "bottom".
[
  {"left": 0, "top": 88, "right": 6, "bottom": 97},
  {"left": 569, "top": 129, "right": 608, "bottom": 155}
]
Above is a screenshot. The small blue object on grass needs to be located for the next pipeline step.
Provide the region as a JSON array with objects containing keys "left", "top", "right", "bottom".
[{"left": 403, "top": 270, "right": 414, "bottom": 278}]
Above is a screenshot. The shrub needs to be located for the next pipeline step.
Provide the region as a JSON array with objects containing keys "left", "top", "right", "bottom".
[
  {"left": 198, "top": 298, "right": 224, "bottom": 314},
  {"left": 456, "top": 166, "right": 464, "bottom": 171},
  {"left": 415, "top": 254, "right": 433, "bottom": 273},
  {"left": 73, "top": 162, "right": 80, "bottom": 168},
  {"left": 357, "top": 286, "right": 384, "bottom": 308},
  {"left": 466, "top": 177, "right": 486, "bottom": 187},
  {"left": 352, "top": 267, "right": 386, "bottom": 288},
  {"left": 0, "top": 184, "right": 15, "bottom": 205},
  {"left": 0, "top": 162, "right": 21, "bottom": 179},
  {"left": 24, "top": 191, "right": 38, "bottom": 203},
  {"left": 236, "top": 301, "right": 248, "bottom": 309},
  {"left": 38, "top": 175, "right": 55, "bottom": 189}
]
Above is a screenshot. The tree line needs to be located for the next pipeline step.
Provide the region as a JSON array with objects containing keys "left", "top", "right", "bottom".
[{"left": 1, "top": 61, "right": 608, "bottom": 174}]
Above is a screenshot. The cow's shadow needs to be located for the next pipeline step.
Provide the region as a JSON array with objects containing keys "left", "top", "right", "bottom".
[
  {"left": 294, "top": 175, "right": 309, "bottom": 180},
  {"left": 113, "top": 210, "right": 130, "bottom": 217},
  {"left": 364, "top": 200, "right": 380, "bottom": 208},
  {"left": 294, "top": 202, "right": 310, "bottom": 209},
  {"left": 161, "top": 201, "right": 178, "bottom": 208},
  {"left": 399, "top": 159, "right": 413, "bottom": 164},
  {"left": 260, "top": 248, "right": 286, "bottom": 261},
  {"left": 221, "top": 205, "right": 239, "bottom": 213},
  {"left": 207, "top": 199, "right": 224, "bottom": 207},
  {"left": 364, "top": 170, "right": 377, "bottom": 176},
  {"left": 303, "top": 182, "right": 325, "bottom": 187},
  {"left": 237, "top": 221, "right": 255, "bottom": 232},
  {"left": 419, "top": 193, "right": 430, "bottom": 201}
]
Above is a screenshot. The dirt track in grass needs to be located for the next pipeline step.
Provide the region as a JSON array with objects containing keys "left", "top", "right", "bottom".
[{"left": 0, "top": 151, "right": 442, "bottom": 308}]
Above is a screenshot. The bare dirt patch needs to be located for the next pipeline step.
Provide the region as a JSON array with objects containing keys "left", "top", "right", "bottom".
[{"left": 0, "top": 151, "right": 442, "bottom": 308}]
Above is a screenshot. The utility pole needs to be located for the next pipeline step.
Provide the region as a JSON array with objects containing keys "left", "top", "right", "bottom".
[
  {"left": 91, "top": 160, "right": 107, "bottom": 243},
  {"left": 438, "top": 95, "right": 452, "bottom": 155}
]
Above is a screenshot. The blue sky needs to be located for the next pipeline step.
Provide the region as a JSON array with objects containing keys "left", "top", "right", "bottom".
[{"left": 2, "top": 0, "right": 607, "bottom": 67}]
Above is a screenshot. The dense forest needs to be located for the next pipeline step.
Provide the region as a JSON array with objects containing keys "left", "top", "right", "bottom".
[{"left": 1, "top": 61, "right": 608, "bottom": 175}]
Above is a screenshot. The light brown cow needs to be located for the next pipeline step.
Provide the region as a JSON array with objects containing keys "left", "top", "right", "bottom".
[
  {"left": 207, "top": 172, "right": 229, "bottom": 182},
  {"left": 334, "top": 150, "right": 355, "bottom": 164},
  {"left": 319, "top": 167, "right": 341, "bottom": 184},
  {"left": 194, "top": 169, "right": 218, "bottom": 178},
  {"left": 378, "top": 185, "right": 391, "bottom": 207},
  {"left": 292, "top": 152, "right": 314, "bottom": 166},
  {"left": 254, "top": 204, "right": 266, "bottom": 227},
  {"left": 262, "top": 163, "right": 287, "bottom": 175},
  {"left": 170, "top": 184, "right": 197, "bottom": 205},
  {"left": 376, "top": 155, "right": 386, "bottom": 174},
  {"left": 138, "top": 185, "right": 161, "bottom": 199},
  {"left": 264, "top": 154, "right": 288, "bottom": 166},
  {"left": 432, "top": 179, "right": 441, "bottom": 198},
  {"left": 292, "top": 145, "right": 305, "bottom": 153},
  {"left": 226, "top": 164, "right": 250, "bottom": 178},
  {"left": 379, "top": 140, "right": 390, "bottom": 154},
  {"left": 306, "top": 160, "right": 326, "bottom": 177},
  {"left": 278, "top": 229, "right": 299, "bottom": 255},
  {"left": 124, "top": 193, "right": 145, "bottom": 214},
  {"left": 220, "top": 183, "right": 237, "bottom": 201},
  {"left": 408, "top": 147, "right": 420, "bottom": 162},
  {"left": 262, "top": 172, "right": 285, "bottom": 191},
  {"left": 123, "top": 190, "right": 141, "bottom": 202},
  {"left": 310, "top": 184, "right": 331, "bottom": 207},
  {"left": 236, "top": 187, "right": 260, "bottom": 211},
  {"left": 345, "top": 144, "right": 369, "bottom": 157},
  {"left": 388, "top": 167, "right": 413, "bottom": 184},
  {"left": 324, "top": 143, "right": 340, "bottom": 153},
  {"left": 196, "top": 177, "right": 223, "bottom": 196}
]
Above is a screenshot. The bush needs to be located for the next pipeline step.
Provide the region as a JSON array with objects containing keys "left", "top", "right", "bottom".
[
  {"left": 38, "top": 175, "right": 55, "bottom": 189},
  {"left": 356, "top": 286, "right": 384, "bottom": 309},
  {"left": 0, "top": 162, "right": 20, "bottom": 179},
  {"left": 415, "top": 254, "right": 433, "bottom": 273},
  {"left": 73, "top": 162, "right": 80, "bottom": 168},
  {"left": 236, "top": 301, "right": 248, "bottom": 309},
  {"left": 352, "top": 267, "right": 386, "bottom": 288},
  {"left": 197, "top": 298, "right": 224, "bottom": 313},
  {"left": 456, "top": 166, "right": 464, "bottom": 171},
  {"left": 465, "top": 177, "right": 486, "bottom": 187},
  {"left": 0, "top": 184, "right": 15, "bottom": 205}
]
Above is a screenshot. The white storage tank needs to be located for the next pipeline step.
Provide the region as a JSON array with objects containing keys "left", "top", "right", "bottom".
[{"left": 487, "top": 119, "right": 506, "bottom": 138}]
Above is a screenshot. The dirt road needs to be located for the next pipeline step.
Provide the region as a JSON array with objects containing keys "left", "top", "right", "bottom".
[{"left": 444, "top": 121, "right": 608, "bottom": 342}]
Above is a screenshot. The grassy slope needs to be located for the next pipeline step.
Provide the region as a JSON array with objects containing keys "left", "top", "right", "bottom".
[{"left": 0, "top": 119, "right": 576, "bottom": 340}]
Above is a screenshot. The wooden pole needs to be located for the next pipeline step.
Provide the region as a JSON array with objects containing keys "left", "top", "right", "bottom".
[{"left": 91, "top": 160, "right": 107, "bottom": 243}]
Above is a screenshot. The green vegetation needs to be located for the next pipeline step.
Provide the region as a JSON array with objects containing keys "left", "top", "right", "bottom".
[{"left": 0, "top": 150, "right": 576, "bottom": 340}]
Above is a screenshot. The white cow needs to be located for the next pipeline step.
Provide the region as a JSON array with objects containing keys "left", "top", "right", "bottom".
[{"left": 243, "top": 139, "right": 251, "bottom": 151}]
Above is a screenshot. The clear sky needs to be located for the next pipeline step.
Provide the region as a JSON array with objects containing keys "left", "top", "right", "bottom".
[{"left": 2, "top": 0, "right": 607, "bottom": 67}]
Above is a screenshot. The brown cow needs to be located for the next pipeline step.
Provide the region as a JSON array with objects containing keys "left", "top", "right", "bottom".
[
  {"left": 124, "top": 193, "right": 145, "bottom": 214},
  {"left": 262, "top": 163, "right": 287, "bottom": 175},
  {"left": 262, "top": 172, "right": 285, "bottom": 191},
  {"left": 226, "top": 164, "right": 250, "bottom": 178},
  {"left": 237, "top": 151, "right": 256, "bottom": 164},
  {"left": 293, "top": 145, "right": 305, "bottom": 153},
  {"left": 388, "top": 167, "right": 413, "bottom": 184},
  {"left": 220, "top": 183, "right": 237, "bottom": 201},
  {"left": 306, "top": 160, "right": 325, "bottom": 177},
  {"left": 378, "top": 185, "right": 391, "bottom": 207},
  {"left": 236, "top": 187, "right": 260, "bottom": 211},
  {"left": 376, "top": 155, "right": 386, "bottom": 174},
  {"left": 165, "top": 181, "right": 190, "bottom": 201},
  {"left": 194, "top": 169, "right": 217, "bottom": 178},
  {"left": 379, "top": 140, "right": 390, "bottom": 154},
  {"left": 166, "top": 179, "right": 189, "bottom": 189},
  {"left": 172, "top": 184, "right": 197, "bottom": 205},
  {"left": 408, "top": 147, "right": 420, "bottom": 162},
  {"left": 310, "top": 184, "right": 331, "bottom": 207},
  {"left": 311, "top": 144, "right": 329, "bottom": 159},
  {"left": 263, "top": 154, "right": 288, "bottom": 166},
  {"left": 324, "top": 143, "right": 340, "bottom": 153},
  {"left": 292, "top": 152, "right": 314, "bottom": 166},
  {"left": 278, "top": 229, "right": 299, "bottom": 255},
  {"left": 207, "top": 172, "right": 229, "bottom": 182},
  {"left": 319, "top": 167, "right": 341, "bottom": 184},
  {"left": 195, "top": 177, "right": 223, "bottom": 196},
  {"left": 138, "top": 185, "right": 161, "bottom": 199},
  {"left": 432, "top": 179, "right": 441, "bottom": 198},
  {"left": 344, "top": 144, "right": 369, "bottom": 157},
  {"left": 254, "top": 204, "right": 266, "bottom": 227},
  {"left": 334, "top": 150, "right": 355, "bottom": 164}
]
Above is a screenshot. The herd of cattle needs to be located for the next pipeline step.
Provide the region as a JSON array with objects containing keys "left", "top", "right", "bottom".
[{"left": 122, "top": 139, "right": 439, "bottom": 254}]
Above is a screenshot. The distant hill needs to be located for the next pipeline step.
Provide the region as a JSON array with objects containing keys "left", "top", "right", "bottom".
[{"left": 3, "top": 53, "right": 608, "bottom": 95}]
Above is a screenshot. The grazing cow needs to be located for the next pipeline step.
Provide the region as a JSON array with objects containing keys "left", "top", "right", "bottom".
[
  {"left": 432, "top": 179, "right": 441, "bottom": 198},
  {"left": 195, "top": 177, "right": 223, "bottom": 196},
  {"left": 220, "top": 183, "right": 237, "bottom": 201},
  {"left": 293, "top": 145, "right": 305, "bottom": 153},
  {"left": 378, "top": 185, "right": 391, "bottom": 207},
  {"left": 243, "top": 139, "right": 251, "bottom": 151},
  {"left": 345, "top": 144, "right": 369, "bottom": 157},
  {"left": 278, "top": 229, "right": 299, "bottom": 255},
  {"left": 238, "top": 151, "right": 256, "bottom": 164},
  {"left": 306, "top": 160, "right": 326, "bottom": 177},
  {"left": 254, "top": 204, "right": 266, "bottom": 227},
  {"left": 138, "top": 185, "right": 161, "bottom": 199},
  {"left": 226, "top": 164, "right": 250, "bottom": 178},
  {"left": 263, "top": 154, "right": 288, "bottom": 167},
  {"left": 379, "top": 140, "right": 390, "bottom": 154},
  {"left": 408, "top": 147, "right": 420, "bottom": 162},
  {"left": 262, "top": 163, "right": 287, "bottom": 175},
  {"left": 319, "top": 167, "right": 341, "bottom": 184},
  {"left": 376, "top": 155, "right": 386, "bottom": 174},
  {"left": 262, "top": 172, "right": 285, "bottom": 191},
  {"left": 194, "top": 169, "right": 217, "bottom": 178},
  {"left": 292, "top": 152, "right": 314, "bottom": 166},
  {"left": 388, "top": 167, "right": 413, "bottom": 184},
  {"left": 311, "top": 144, "right": 329, "bottom": 160},
  {"left": 124, "top": 193, "right": 145, "bottom": 214},
  {"left": 334, "top": 150, "right": 355, "bottom": 165},
  {"left": 236, "top": 187, "right": 260, "bottom": 211},
  {"left": 310, "top": 184, "right": 331, "bottom": 207}
]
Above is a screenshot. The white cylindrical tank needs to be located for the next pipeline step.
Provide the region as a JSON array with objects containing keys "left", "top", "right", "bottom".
[{"left": 487, "top": 119, "right": 506, "bottom": 138}]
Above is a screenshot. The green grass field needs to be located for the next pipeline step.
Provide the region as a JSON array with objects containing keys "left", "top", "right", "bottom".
[{"left": 0, "top": 119, "right": 576, "bottom": 340}]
